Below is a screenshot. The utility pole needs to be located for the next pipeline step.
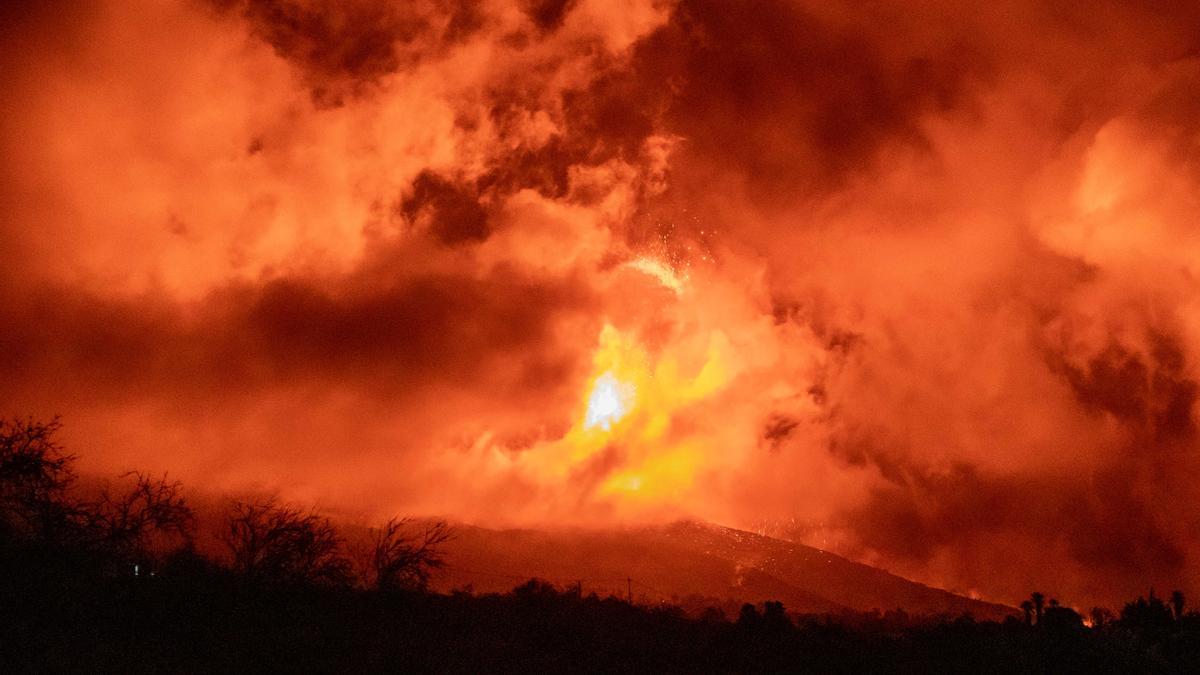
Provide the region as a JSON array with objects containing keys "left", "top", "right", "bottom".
[{"left": 627, "top": 577, "right": 632, "bottom": 604}]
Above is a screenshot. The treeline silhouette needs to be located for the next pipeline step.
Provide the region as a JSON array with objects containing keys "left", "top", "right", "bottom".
[{"left": 4, "top": 417, "right": 1200, "bottom": 672}]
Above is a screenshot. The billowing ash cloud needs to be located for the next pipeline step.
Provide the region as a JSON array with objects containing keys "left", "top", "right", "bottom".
[{"left": 4, "top": 0, "right": 1200, "bottom": 608}]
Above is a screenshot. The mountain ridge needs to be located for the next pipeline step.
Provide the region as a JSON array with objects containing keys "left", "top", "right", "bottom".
[{"left": 430, "top": 519, "right": 1015, "bottom": 621}]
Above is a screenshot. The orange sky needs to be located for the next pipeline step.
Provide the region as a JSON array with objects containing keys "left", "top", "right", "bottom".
[{"left": 4, "top": 0, "right": 1200, "bottom": 608}]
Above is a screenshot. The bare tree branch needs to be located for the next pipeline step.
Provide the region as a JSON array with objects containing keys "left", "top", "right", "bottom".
[
  {"left": 0, "top": 416, "right": 81, "bottom": 542},
  {"left": 223, "top": 497, "right": 352, "bottom": 587},
  {"left": 369, "top": 518, "right": 453, "bottom": 591},
  {"left": 86, "top": 471, "right": 194, "bottom": 560}
]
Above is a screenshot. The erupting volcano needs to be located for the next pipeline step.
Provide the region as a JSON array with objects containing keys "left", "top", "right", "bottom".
[{"left": 6, "top": 0, "right": 1200, "bottom": 621}]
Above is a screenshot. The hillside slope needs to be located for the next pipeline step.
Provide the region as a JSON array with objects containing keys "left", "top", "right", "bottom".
[{"left": 432, "top": 521, "right": 1014, "bottom": 620}]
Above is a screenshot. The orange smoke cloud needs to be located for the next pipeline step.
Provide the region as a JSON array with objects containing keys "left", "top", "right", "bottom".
[{"left": 4, "top": 0, "right": 1200, "bottom": 609}]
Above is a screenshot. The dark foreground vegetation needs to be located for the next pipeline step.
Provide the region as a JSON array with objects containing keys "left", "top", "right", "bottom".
[{"left": 4, "top": 418, "right": 1200, "bottom": 673}]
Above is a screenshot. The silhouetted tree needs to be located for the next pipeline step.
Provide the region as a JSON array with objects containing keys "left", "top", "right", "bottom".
[
  {"left": 762, "top": 600, "right": 793, "bottom": 632},
  {"left": 1171, "top": 590, "right": 1185, "bottom": 621},
  {"left": 1119, "top": 591, "right": 1174, "bottom": 634},
  {"left": 1090, "top": 607, "right": 1115, "bottom": 629},
  {"left": 737, "top": 603, "right": 761, "bottom": 630},
  {"left": 222, "top": 497, "right": 351, "bottom": 587},
  {"left": 1031, "top": 592, "right": 1045, "bottom": 625},
  {"left": 85, "top": 471, "right": 193, "bottom": 565},
  {"left": 0, "top": 417, "right": 80, "bottom": 542},
  {"left": 1020, "top": 600, "right": 1034, "bottom": 626},
  {"left": 1041, "top": 599, "right": 1083, "bottom": 632},
  {"left": 368, "top": 518, "right": 452, "bottom": 591}
]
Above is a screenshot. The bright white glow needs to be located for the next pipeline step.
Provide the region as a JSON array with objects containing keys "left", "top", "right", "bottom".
[
  {"left": 584, "top": 372, "right": 635, "bottom": 430},
  {"left": 625, "top": 257, "right": 684, "bottom": 293}
]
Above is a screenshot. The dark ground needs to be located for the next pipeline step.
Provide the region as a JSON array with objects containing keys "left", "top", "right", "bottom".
[{"left": 4, "top": 543, "right": 1200, "bottom": 673}]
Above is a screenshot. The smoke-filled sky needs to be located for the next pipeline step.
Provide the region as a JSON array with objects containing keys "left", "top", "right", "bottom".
[{"left": 5, "top": 0, "right": 1200, "bottom": 608}]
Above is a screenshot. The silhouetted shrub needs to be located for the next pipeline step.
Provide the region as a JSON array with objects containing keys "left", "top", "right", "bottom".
[
  {"left": 367, "top": 517, "right": 452, "bottom": 591},
  {"left": 222, "top": 497, "right": 352, "bottom": 587},
  {"left": 513, "top": 578, "right": 561, "bottom": 602}
]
